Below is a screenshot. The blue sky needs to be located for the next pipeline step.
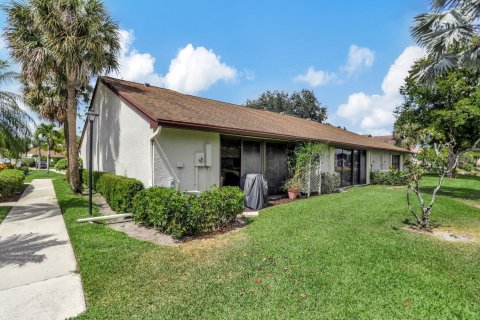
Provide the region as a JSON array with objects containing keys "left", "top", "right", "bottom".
[{"left": 0, "top": 0, "right": 430, "bottom": 135}]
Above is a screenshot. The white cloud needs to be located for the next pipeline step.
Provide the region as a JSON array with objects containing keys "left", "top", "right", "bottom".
[
  {"left": 162, "top": 44, "right": 236, "bottom": 94},
  {"left": 293, "top": 67, "right": 335, "bottom": 87},
  {"left": 114, "top": 29, "right": 237, "bottom": 94},
  {"left": 337, "top": 46, "right": 426, "bottom": 133},
  {"left": 343, "top": 44, "right": 375, "bottom": 75}
]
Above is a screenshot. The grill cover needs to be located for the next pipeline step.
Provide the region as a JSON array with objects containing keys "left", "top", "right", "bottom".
[{"left": 241, "top": 174, "right": 268, "bottom": 210}]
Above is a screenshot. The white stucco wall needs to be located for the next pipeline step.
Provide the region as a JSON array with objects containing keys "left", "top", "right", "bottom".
[
  {"left": 79, "top": 83, "right": 153, "bottom": 187},
  {"left": 153, "top": 127, "right": 220, "bottom": 191},
  {"left": 369, "top": 150, "right": 403, "bottom": 172}
]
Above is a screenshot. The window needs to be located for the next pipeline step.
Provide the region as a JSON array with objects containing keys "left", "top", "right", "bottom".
[{"left": 392, "top": 155, "right": 401, "bottom": 170}]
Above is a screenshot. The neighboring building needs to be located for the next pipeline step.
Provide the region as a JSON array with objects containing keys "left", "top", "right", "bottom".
[
  {"left": 26, "top": 148, "right": 65, "bottom": 159},
  {"left": 79, "top": 77, "right": 409, "bottom": 194}
]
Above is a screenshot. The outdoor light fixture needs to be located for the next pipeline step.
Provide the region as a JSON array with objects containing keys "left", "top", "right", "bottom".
[{"left": 87, "top": 111, "right": 99, "bottom": 216}]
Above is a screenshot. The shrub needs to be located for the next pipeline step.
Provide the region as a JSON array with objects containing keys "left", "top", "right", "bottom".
[
  {"left": 189, "top": 186, "right": 244, "bottom": 234},
  {"left": 54, "top": 158, "right": 68, "bottom": 170},
  {"left": 132, "top": 187, "right": 189, "bottom": 237},
  {"left": 0, "top": 169, "right": 25, "bottom": 197},
  {"left": 321, "top": 172, "right": 341, "bottom": 194},
  {"left": 81, "top": 169, "right": 106, "bottom": 191},
  {"left": 54, "top": 157, "right": 83, "bottom": 171},
  {"left": 132, "top": 186, "right": 245, "bottom": 238},
  {"left": 96, "top": 173, "right": 144, "bottom": 213},
  {"left": 20, "top": 158, "right": 36, "bottom": 168},
  {"left": 0, "top": 164, "right": 6, "bottom": 171},
  {"left": 459, "top": 162, "right": 474, "bottom": 172},
  {"left": 18, "top": 166, "right": 29, "bottom": 175},
  {"left": 370, "top": 169, "right": 409, "bottom": 186}
]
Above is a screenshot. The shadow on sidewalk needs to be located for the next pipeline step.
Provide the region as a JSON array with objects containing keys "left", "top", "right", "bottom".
[{"left": 0, "top": 233, "right": 67, "bottom": 267}]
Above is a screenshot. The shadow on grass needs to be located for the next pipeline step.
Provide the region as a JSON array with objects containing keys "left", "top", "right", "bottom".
[{"left": 419, "top": 186, "right": 480, "bottom": 201}]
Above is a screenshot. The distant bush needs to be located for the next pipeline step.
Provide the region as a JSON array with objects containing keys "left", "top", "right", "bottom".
[
  {"left": 20, "top": 158, "right": 36, "bottom": 168},
  {"left": 459, "top": 162, "right": 474, "bottom": 172},
  {"left": 18, "top": 166, "right": 29, "bottom": 175},
  {"left": 132, "top": 186, "right": 245, "bottom": 238},
  {"left": 370, "top": 169, "right": 409, "bottom": 186},
  {"left": 0, "top": 169, "right": 25, "bottom": 198},
  {"left": 55, "top": 157, "right": 82, "bottom": 171},
  {"left": 0, "top": 164, "right": 6, "bottom": 171},
  {"left": 321, "top": 172, "right": 341, "bottom": 194}
]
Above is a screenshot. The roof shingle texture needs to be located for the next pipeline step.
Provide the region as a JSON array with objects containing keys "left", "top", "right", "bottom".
[{"left": 101, "top": 76, "right": 406, "bottom": 152}]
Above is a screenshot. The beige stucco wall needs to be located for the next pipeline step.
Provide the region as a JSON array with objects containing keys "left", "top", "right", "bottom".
[
  {"left": 80, "top": 82, "right": 153, "bottom": 187},
  {"left": 153, "top": 127, "right": 220, "bottom": 191}
]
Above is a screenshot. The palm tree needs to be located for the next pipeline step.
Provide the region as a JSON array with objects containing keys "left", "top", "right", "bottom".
[
  {"left": 4, "top": 0, "right": 120, "bottom": 191},
  {"left": 0, "top": 60, "right": 31, "bottom": 154},
  {"left": 34, "top": 123, "right": 61, "bottom": 173},
  {"left": 411, "top": 0, "right": 480, "bottom": 82}
]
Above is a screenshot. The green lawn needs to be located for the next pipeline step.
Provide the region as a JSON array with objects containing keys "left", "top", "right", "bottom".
[
  {"left": 28, "top": 171, "right": 480, "bottom": 319},
  {"left": 0, "top": 206, "right": 11, "bottom": 224}
]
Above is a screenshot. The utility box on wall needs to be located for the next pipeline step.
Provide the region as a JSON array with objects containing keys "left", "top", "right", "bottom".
[{"left": 194, "top": 152, "right": 205, "bottom": 167}]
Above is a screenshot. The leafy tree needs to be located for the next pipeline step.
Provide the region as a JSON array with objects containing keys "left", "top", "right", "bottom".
[
  {"left": 395, "top": 58, "right": 480, "bottom": 177},
  {"left": 245, "top": 89, "right": 328, "bottom": 123},
  {"left": 4, "top": 0, "right": 120, "bottom": 191},
  {"left": 0, "top": 60, "right": 31, "bottom": 154},
  {"left": 34, "top": 123, "right": 61, "bottom": 173},
  {"left": 411, "top": 0, "right": 480, "bottom": 82}
]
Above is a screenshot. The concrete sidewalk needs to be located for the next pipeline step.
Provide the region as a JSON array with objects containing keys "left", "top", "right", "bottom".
[{"left": 0, "top": 179, "right": 86, "bottom": 320}]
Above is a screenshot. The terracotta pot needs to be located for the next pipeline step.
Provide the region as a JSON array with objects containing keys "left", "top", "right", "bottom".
[{"left": 287, "top": 189, "right": 298, "bottom": 200}]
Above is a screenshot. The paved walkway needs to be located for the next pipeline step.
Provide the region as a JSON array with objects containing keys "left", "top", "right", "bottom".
[{"left": 0, "top": 179, "right": 86, "bottom": 320}]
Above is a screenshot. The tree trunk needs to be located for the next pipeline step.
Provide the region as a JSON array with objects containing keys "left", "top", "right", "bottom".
[
  {"left": 47, "top": 146, "right": 50, "bottom": 173},
  {"left": 67, "top": 77, "right": 80, "bottom": 192},
  {"left": 447, "top": 151, "right": 457, "bottom": 178},
  {"left": 63, "top": 120, "right": 70, "bottom": 183}
]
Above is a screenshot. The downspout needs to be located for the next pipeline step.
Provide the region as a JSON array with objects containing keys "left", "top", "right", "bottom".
[{"left": 149, "top": 127, "right": 180, "bottom": 189}]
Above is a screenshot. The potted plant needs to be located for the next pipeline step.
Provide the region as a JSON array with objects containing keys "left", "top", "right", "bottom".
[{"left": 282, "top": 175, "right": 301, "bottom": 200}]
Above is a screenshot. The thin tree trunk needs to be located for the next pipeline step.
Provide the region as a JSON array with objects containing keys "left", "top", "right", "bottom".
[
  {"left": 67, "top": 77, "right": 80, "bottom": 192},
  {"left": 63, "top": 120, "right": 70, "bottom": 183},
  {"left": 447, "top": 151, "right": 456, "bottom": 178},
  {"left": 47, "top": 146, "right": 50, "bottom": 173}
]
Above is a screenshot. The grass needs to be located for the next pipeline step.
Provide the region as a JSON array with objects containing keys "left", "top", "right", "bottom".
[
  {"left": 0, "top": 206, "right": 11, "bottom": 224},
  {"left": 26, "top": 170, "right": 480, "bottom": 319}
]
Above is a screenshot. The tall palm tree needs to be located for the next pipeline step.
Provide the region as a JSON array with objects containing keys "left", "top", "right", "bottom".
[
  {"left": 34, "top": 123, "right": 61, "bottom": 173},
  {"left": 0, "top": 60, "right": 31, "bottom": 154},
  {"left": 4, "top": 0, "right": 120, "bottom": 191},
  {"left": 411, "top": 0, "right": 480, "bottom": 82}
]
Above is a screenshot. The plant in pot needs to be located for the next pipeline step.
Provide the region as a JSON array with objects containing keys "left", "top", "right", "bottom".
[{"left": 282, "top": 174, "right": 301, "bottom": 200}]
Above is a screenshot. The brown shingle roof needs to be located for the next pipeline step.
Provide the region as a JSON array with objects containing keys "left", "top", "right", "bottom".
[{"left": 99, "top": 76, "right": 407, "bottom": 153}]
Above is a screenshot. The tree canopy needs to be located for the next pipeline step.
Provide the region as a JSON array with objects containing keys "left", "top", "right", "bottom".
[
  {"left": 244, "top": 89, "right": 328, "bottom": 123},
  {"left": 411, "top": 0, "right": 480, "bottom": 82}
]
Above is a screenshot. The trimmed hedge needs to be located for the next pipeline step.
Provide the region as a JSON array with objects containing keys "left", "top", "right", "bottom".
[
  {"left": 370, "top": 169, "right": 409, "bottom": 186},
  {"left": 81, "top": 169, "right": 143, "bottom": 213},
  {"left": 132, "top": 186, "right": 245, "bottom": 238},
  {"left": 18, "top": 166, "right": 29, "bottom": 175},
  {"left": 321, "top": 172, "right": 341, "bottom": 194},
  {"left": 0, "top": 169, "right": 25, "bottom": 197},
  {"left": 54, "top": 157, "right": 82, "bottom": 171}
]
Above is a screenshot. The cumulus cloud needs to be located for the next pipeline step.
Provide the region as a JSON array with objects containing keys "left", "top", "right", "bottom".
[
  {"left": 337, "top": 46, "right": 426, "bottom": 133},
  {"left": 114, "top": 29, "right": 237, "bottom": 94},
  {"left": 343, "top": 44, "right": 375, "bottom": 75},
  {"left": 294, "top": 44, "right": 374, "bottom": 87},
  {"left": 162, "top": 44, "right": 236, "bottom": 94},
  {"left": 294, "top": 67, "right": 335, "bottom": 87}
]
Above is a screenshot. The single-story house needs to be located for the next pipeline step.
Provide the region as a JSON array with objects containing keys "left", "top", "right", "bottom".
[{"left": 79, "top": 77, "right": 408, "bottom": 194}]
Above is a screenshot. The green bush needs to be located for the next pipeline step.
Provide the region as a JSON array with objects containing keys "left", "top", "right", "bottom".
[
  {"left": 459, "top": 162, "right": 474, "bottom": 172},
  {"left": 54, "top": 158, "right": 68, "bottom": 170},
  {"left": 96, "top": 173, "right": 144, "bottom": 213},
  {"left": 189, "top": 186, "right": 245, "bottom": 234},
  {"left": 321, "top": 172, "right": 341, "bottom": 194},
  {"left": 132, "top": 186, "right": 245, "bottom": 238},
  {"left": 132, "top": 187, "right": 189, "bottom": 237},
  {"left": 54, "top": 157, "right": 83, "bottom": 171},
  {"left": 18, "top": 166, "right": 29, "bottom": 175},
  {"left": 81, "top": 169, "right": 106, "bottom": 191},
  {"left": 21, "top": 158, "right": 36, "bottom": 168},
  {"left": 370, "top": 169, "right": 409, "bottom": 186},
  {"left": 0, "top": 169, "right": 25, "bottom": 197}
]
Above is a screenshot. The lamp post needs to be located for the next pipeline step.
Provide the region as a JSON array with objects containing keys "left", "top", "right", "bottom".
[{"left": 87, "top": 111, "right": 99, "bottom": 216}]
